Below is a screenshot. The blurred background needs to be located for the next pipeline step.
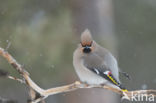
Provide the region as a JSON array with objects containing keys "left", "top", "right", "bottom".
[{"left": 0, "top": 0, "right": 156, "bottom": 103}]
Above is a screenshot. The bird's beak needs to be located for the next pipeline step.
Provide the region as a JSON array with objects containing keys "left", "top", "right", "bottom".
[{"left": 83, "top": 46, "right": 92, "bottom": 53}]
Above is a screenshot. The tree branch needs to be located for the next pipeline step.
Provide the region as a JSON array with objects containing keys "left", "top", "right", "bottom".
[{"left": 0, "top": 47, "right": 156, "bottom": 103}]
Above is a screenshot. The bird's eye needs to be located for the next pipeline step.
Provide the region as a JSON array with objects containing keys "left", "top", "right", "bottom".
[{"left": 83, "top": 46, "right": 91, "bottom": 53}]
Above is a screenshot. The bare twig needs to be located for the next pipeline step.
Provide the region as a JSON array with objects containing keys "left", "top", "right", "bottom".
[
  {"left": 0, "top": 47, "right": 156, "bottom": 103},
  {"left": 5, "top": 41, "right": 11, "bottom": 51},
  {"left": 0, "top": 47, "right": 44, "bottom": 103},
  {"left": 7, "top": 75, "right": 25, "bottom": 84}
]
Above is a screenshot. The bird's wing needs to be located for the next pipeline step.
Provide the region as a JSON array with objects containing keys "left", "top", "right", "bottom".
[
  {"left": 83, "top": 59, "right": 127, "bottom": 91},
  {"left": 87, "top": 66, "right": 125, "bottom": 88}
]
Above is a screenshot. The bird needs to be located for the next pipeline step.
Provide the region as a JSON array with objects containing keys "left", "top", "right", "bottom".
[{"left": 73, "top": 29, "right": 128, "bottom": 91}]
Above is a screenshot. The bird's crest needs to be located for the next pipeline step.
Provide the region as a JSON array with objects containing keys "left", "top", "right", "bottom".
[{"left": 81, "top": 29, "right": 93, "bottom": 47}]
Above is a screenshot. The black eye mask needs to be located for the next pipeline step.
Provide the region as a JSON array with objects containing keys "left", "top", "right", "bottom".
[{"left": 83, "top": 46, "right": 91, "bottom": 53}]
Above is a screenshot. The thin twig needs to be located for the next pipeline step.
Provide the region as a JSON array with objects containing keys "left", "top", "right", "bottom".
[
  {"left": 0, "top": 47, "right": 44, "bottom": 103},
  {"left": 5, "top": 41, "right": 11, "bottom": 51},
  {"left": 7, "top": 75, "right": 25, "bottom": 84}
]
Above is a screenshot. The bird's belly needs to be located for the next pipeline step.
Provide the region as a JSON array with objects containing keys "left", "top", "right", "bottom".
[{"left": 74, "top": 66, "right": 107, "bottom": 85}]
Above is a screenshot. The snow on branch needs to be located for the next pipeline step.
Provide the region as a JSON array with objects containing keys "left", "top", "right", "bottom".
[{"left": 0, "top": 47, "right": 156, "bottom": 103}]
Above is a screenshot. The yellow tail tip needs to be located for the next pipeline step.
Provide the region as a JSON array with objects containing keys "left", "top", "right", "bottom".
[{"left": 122, "top": 89, "right": 128, "bottom": 92}]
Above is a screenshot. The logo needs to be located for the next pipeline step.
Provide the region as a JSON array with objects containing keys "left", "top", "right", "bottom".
[{"left": 122, "top": 92, "right": 155, "bottom": 102}]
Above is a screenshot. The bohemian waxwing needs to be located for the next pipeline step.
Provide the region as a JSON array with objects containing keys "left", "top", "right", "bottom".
[{"left": 73, "top": 29, "right": 127, "bottom": 91}]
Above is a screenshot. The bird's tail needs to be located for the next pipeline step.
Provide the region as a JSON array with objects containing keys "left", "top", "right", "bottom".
[
  {"left": 105, "top": 72, "right": 128, "bottom": 92},
  {"left": 118, "top": 84, "right": 128, "bottom": 92},
  {"left": 95, "top": 70, "right": 128, "bottom": 92}
]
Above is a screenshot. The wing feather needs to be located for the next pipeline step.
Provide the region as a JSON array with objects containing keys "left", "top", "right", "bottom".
[{"left": 88, "top": 66, "right": 127, "bottom": 91}]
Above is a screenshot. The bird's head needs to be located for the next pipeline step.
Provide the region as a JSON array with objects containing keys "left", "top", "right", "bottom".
[{"left": 80, "top": 29, "right": 94, "bottom": 54}]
